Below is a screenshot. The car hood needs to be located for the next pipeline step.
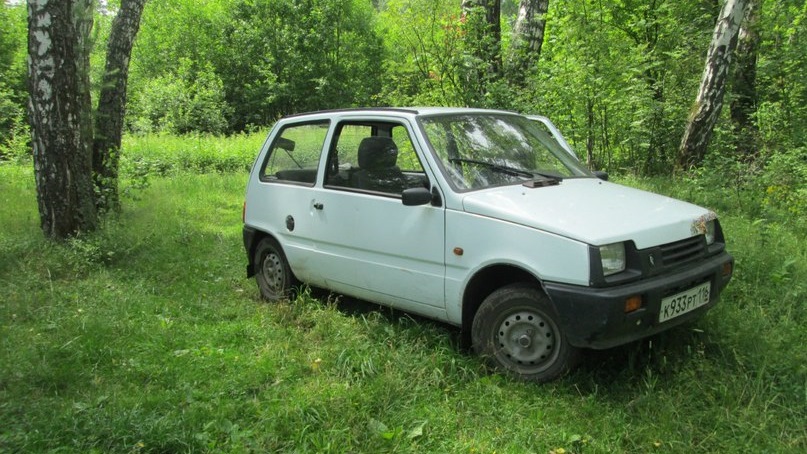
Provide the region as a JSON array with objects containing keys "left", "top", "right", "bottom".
[{"left": 460, "top": 178, "right": 713, "bottom": 249}]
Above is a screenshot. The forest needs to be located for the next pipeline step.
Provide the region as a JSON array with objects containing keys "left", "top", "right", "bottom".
[
  {"left": 0, "top": 1, "right": 805, "bottom": 180},
  {"left": 0, "top": 0, "right": 805, "bottom": 452}
]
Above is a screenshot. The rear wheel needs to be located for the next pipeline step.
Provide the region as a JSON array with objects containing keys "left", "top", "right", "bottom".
[
  {"left": 254, "top": 237, "right": 297, "bottom": 301},
  {"left": 472, "top": 283, "right": 578, "bottom": 382}
]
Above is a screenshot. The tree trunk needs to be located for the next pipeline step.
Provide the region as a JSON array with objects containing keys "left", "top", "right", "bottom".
[
  {"left": 678, "top": 0, "right": 748, "bottom": 169},
  {"left": 729, "top": 0, "right": 760, "bottom": 161},
  {"left": 506, "top": 0, "right": 549, "bottom": 85},
  {"left": 27, "top": 0, "right": 97, "bottom": 238},
  {"left": 93, "top": 0, "right": 148, "bottom": 213}
]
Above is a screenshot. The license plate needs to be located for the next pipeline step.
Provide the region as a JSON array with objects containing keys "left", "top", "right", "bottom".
[{"left": 659, "top": 282, "right": 711, "bottom": 323}]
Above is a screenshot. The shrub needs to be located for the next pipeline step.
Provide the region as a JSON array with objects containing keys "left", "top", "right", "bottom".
[
  {"left": 0, "top": 82, "right": 29, "bottom": 163},
  {"left": 127, "top": 59, "right": 232, "bottom": 135}
]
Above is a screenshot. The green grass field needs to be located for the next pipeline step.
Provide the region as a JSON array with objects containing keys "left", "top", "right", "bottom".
[{"left": 1, "top": 145, "right": 805, "bottom": 452}]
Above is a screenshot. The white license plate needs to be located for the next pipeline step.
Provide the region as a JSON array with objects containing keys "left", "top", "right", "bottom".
[{"left": 659, "top": 282, "right": 711, "bottom": 323}]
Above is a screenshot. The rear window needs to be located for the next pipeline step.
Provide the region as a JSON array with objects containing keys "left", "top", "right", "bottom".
[{"left": 260, "top": 121, "right": 330, "bottom": 185}]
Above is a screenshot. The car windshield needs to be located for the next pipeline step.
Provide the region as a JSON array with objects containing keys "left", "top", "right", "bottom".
[{"left": 419, "top": 113, "right": 592, "bottom": 190}]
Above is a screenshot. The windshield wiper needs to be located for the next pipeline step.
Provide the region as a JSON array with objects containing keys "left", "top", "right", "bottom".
[
  {"left": 449, "top": 158, "right": 563, "bottom": 187},
  {"left": 448, "top": 158, "right": 534, "bottom": 178}
]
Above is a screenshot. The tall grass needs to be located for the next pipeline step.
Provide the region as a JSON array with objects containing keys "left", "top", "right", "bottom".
[
  {"left": 1, "top": 153, "right": 805, "bottom": 452},
  {"left": 121, "top": 131, "right": 268, "bottom": 176}
]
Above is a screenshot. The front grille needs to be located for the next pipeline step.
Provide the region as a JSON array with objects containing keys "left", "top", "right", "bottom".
[{"left": 660, "top": 236, "right": 705, "bottom": 268}]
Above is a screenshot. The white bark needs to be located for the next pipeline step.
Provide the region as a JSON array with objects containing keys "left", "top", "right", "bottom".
[
  {"left": 678, "top": 0, "right": 748, "bottom": 168},
  {"left": 27, "top": 0, "right": 97, "bottom": 237}
]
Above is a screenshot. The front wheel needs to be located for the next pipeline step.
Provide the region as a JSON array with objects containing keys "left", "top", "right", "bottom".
[
  {"left": 472, "top": 283, "right": 579, "bottom": 382},
  {"left": 254, "top": 237, "right": 298, "bottom": 301}
]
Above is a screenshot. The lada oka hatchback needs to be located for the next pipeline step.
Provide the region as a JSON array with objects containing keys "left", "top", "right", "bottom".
[{"left": 243, "top": 108, "right": 734, "bottom": 382}]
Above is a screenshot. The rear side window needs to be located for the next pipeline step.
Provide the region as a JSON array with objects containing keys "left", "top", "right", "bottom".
[{"left": 260, "top": 121, "right": 330, "bottom": 184}]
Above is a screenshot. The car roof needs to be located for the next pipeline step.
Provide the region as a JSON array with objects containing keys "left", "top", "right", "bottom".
[{"left": 280, "top": 107, "right": 520, "bottom": 121}]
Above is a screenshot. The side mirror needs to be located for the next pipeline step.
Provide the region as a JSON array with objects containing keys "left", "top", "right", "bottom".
[
  {"left": 593, "top": 171, "right": 609, "bottom": 181},
  {"left": 402, "top": 187, "right": 433, "bottom": 206}
]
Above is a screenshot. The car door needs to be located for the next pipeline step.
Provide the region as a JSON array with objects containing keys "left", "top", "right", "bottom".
[
  {"left": 245, "top": 119, "right": 332, "bottom": 285},
  {"left": 308, "top": 119, "right": 447, "bottom": 319}
]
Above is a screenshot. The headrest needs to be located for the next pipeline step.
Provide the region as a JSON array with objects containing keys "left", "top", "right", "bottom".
[{"left": 358, "top": 137, "right": 398, "bottom": 170}]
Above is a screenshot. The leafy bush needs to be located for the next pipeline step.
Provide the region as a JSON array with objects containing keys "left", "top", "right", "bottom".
[
  {"left": 0, "top": 82, "right": 29, "bottom": 163},
  {"left": 760, "top": 149, "right": 807, "bottom": 221},
  {"left": 128, "top": 59, "right": 232, "bottom": 135}
]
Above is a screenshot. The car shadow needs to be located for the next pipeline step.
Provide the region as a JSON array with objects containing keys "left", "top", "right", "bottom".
[
  {"left": 306, "top": 286, "right": 466, "bottom": 344},
  {"left": 303, "top": 286, "right": 716, "bottom": 392}
]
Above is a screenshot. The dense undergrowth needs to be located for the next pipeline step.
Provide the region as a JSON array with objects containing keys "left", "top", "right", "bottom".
[
  {"left": 121, "top": 131, "right": 268, "bottom": 176},
  {"left": 1, "top": 142, "right": 805, "bottom": 452}
]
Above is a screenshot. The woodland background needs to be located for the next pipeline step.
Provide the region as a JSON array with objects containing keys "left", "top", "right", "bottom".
[
  {"left": 0, "top": 1, "right": 805, "bottom": 452},
  {"left": 1, "top": 1, "right": 805, "bottom": 180}
]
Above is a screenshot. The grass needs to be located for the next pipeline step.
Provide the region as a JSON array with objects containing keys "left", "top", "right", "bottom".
[
  {"left": 1, "top": 155, "right": 805, "bottom": 452},
  {"left": 120, "top": 131, "right": 268, "bottom": 176}
]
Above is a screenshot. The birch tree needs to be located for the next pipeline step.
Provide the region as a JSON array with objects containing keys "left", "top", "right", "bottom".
[
  {"left": 506, "top": 0, "right": 549, "bottom": 85},
  {"left": 27, "top": 0, "right": 148, "bottom": 238},
  {"left": 678, "top": 0, "right": 748, "bottom": 169},
  {"left": 27, "top": 0, "right": 97, "bottom": 238},
  {"left": 93, "top": 0, "right": 148, "bottom": 213}
]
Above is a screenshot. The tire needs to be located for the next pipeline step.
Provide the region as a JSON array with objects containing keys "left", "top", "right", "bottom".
[
  {"left": 472, "top": 283, "right": 579, "bottom": 383},
  {"left": 253, "top": 237, "right": 298, "bottom": 301}
]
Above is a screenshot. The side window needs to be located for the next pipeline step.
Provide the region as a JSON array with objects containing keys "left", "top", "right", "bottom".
[
  {"left": 260, "top": 121, "right": 329, "bottom": 184},
  {"left": 325, "top": 122, "right": 429, "bottom": 195}
]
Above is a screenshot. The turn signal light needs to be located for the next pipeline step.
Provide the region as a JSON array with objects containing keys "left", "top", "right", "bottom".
[
  {"left": 624, "top": 295, "right": 643, "bottom": 313},
  {"left": 722, "top": 262, "right": 733, "bottom": 277}
]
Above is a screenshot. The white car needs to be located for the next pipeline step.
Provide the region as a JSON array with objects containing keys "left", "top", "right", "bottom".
[{"left": 242, "top": 108, "right": 734, "bottom": 382}]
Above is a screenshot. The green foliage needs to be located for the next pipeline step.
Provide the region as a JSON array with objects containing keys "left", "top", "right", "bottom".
[
  {"left": 659, "top": 144, "right": 807, "bottom": 234},
  {"left": 509, "top": 0, "right": 716, "bottom": 173},
  {"left": 128, "top": 59, "right": 232, "bottom": 135},
  {"left": 4, "top": 0, "right": 807, "bottom": 181},
  {"left": 760, "top": 149, "right": 807, "bottom": 220},
  {"left": 128, "top": 0, "right": 383, "bottom": 133},
  {"left": 220, "top": 0, "right": 384, "bottom": 127},
  {"left": 0, "top": 4, "right": 26, "bottom": 91},
  {"left": 377, "top": 0, "right": 731, "bottom": 175},
  {"left": 1, "top": 163, "right": 805, "bottom": 452},
  {"left": 756, "top": 0, "right": 807, "bottom": 150},
  {"left": 119, "top": 130, "right": 267, "bottom": 177},
  {"left": 378, "top": 0, "right": 471, "bottom": 107},
  {"left": 0, "top": 4, "right": 28, "bottom": 162},
  {"left": 0, "top": 82, "right": 30, "bottom": 162}
]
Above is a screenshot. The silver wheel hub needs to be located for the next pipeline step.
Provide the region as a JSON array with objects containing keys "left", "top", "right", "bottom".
[
  {"left": 497, "top": 310, "right": 556, "bottom": 367},
  {"left": 261, "top": 252, "right": 283, "bottom": 292}
]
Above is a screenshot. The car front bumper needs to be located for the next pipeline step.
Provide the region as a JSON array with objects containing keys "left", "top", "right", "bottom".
[{"left": 544, "top": 251, "right": 734, "bottom": 349}]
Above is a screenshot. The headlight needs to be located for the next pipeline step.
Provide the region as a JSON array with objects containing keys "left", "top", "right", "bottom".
[
  {"left": 705, "top": 220, "right": 716, "bottom": 245},
  {"left": 599, "top": 242, "right": 626, "bottom": 276}
]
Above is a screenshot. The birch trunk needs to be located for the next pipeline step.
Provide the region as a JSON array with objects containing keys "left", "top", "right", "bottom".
[
  {"left": 93, "top": 0, "right": 148, "bottom": 213},
  {"left": 27, "top": 0, "right": 97, "bottom": 238},
  {"left": 678, "top": 0, "right": 748, "bottom": 169},
  {"left": 507, "top": 0, "right": 549, "bottom": 85}
]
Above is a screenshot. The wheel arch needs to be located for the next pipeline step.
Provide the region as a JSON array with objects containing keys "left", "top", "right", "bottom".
[
  {"left": 244, "top": 228, "right": 280, "bottom": 278},
  {"left": 460, "top": 264, "right": 546, "bottom": 347}
]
